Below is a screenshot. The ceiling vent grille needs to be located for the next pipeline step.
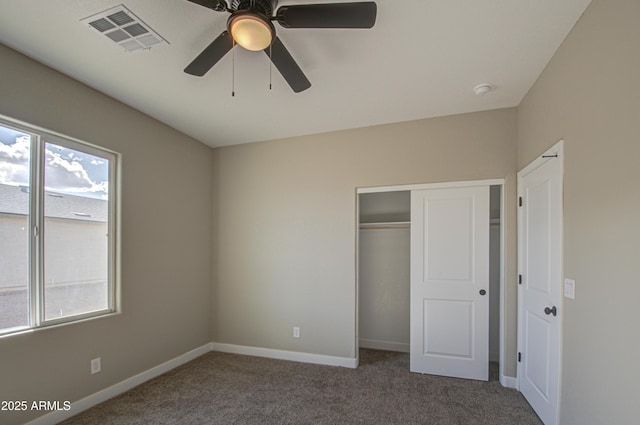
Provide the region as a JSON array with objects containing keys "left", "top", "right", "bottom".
[{"left": 81, "top": 4, "right": 167, "bottom": 53}]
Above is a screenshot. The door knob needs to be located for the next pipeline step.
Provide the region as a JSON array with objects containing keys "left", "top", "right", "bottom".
[
  {"left": 544, "top": 306, "right": 557, "bottom": 316},
  {"left": 479, "top": 289, "right": 487, "bottom": 296}
]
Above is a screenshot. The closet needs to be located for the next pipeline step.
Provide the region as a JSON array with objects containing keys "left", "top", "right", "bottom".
[
  {"left": 358, "top": 186, "right": 501, "bottom": 365},
  {"left": 358, "top": 191, "right": 411, "bottom": 353}
]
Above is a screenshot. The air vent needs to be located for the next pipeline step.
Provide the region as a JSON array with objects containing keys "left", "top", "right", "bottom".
[{"left": 81, "top": 4, "right": 168, "bottom": 53}]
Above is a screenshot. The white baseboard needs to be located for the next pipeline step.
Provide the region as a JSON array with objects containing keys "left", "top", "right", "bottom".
[
  {"left": 359, "top": 339, "right": 410, "bottom": 353},
  {"left": 26, "top": 343, "right": 213, "bottom": 425},
  {"left": 212, "top": 342, "right": 358, "bottom": 369},
  {"left": 500, "top": 374, "right": 518, "bottom": 389}
]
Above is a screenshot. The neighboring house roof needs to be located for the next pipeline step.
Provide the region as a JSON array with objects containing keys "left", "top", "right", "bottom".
[{"left": 0, "top": 183, "right": 107, "bottom": 222}]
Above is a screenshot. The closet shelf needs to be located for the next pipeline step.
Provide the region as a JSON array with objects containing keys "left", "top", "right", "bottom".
[{"left": 359, "top": 221, "right": 410, "bottom": 230}]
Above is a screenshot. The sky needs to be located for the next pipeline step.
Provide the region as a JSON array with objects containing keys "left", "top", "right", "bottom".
[{"left": 0, "top": 125, "right": 109, "bottom": 200}]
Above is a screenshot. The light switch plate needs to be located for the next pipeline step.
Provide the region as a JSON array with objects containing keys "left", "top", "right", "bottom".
[
  {"left": 91, "top": 357, "right": 101, "bottom": 374},
  {"left": 564, "top": 278, "right": 575, "bottom": 299}
]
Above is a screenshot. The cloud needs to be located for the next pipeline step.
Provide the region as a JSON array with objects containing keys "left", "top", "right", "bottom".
[
  {"left": 0, "top": 137, "right": 108, "bottom": 198},
  {"left": 0, "top": 136, "right": 30, "bottom": 185},
  {"left": 45, "top": 148, "right": 108, "bottom": 196}
]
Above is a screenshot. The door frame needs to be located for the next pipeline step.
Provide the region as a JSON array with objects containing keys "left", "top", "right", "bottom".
[
  {"left": 355, "top": 178, "right": 508, "bottom": 383},
  {"left": 516, "top": 140, "right": 564, "bottom": 423}
]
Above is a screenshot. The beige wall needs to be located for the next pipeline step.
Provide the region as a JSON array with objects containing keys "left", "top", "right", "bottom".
[
  {"left": 43, "top": 218, "right": 108, "bottom": 287},
  {"left": 212, "top": 108, "right": 519, "bottom": 370},
  {"left": 0, "top": 214, "right": 28, "bottom": 288},
  {"left": 0, "top": 45, "right": 214, "bottom": 425},
  {"left": 517, "top": 0, "right": 639, "bottom": 423}
]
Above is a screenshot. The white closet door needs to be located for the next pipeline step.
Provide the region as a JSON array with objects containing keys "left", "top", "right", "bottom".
[{"left": 410, "top": 186, "right": 490, "bottom": 381}]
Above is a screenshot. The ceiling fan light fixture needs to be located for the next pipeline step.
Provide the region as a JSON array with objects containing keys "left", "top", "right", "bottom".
[{"left": 229, "top": 12, "right": 274, "bottom": 51}]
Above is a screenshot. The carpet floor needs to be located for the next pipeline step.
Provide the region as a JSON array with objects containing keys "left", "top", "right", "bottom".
[{"left": 61, "top": 349, "right": 542, "bottom": 424}]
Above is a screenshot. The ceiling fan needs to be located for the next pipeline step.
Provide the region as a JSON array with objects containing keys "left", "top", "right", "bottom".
[{"left": 184, "top": 0, "right": 377, "bottom": 93}]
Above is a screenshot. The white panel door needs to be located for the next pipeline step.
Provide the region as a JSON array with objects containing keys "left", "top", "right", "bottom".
[
  {"left": 410, "top": 186, "right": 489, "bottom": 381},
  {"left": 518, "top": 143, "right": 563, "bottom": 425}
]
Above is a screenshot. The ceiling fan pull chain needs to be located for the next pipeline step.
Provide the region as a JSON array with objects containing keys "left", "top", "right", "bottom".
[
  {"left": 269, "top": 43, "right": 272, "bottom": 90},
  {"left": 232, "top": 39, "right": 236, "bottom": 97}
]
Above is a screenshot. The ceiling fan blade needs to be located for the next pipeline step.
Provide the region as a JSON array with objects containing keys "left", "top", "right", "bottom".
[
  {"left": 184, "top": 31, "right": 233, "bottom": 76},
  {"left": 264, "top": 37, "right": 311, "bottom": 93},
  {"left": 276, "top": 2, "right": 377, "bottom": 29}
]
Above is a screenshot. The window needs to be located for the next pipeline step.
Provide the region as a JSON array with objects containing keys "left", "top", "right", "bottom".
[{"left": 0, "top": 116, "right": 118, "bottom": 336}]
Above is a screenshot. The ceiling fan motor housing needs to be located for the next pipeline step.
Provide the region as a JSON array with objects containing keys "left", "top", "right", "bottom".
[{"left": 231, "top": 0, "right": 277, "bottom": 16}]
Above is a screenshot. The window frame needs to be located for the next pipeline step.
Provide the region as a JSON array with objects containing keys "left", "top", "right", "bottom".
[{"left": 0, "top": 115, "right": 120, "bottom": 337}]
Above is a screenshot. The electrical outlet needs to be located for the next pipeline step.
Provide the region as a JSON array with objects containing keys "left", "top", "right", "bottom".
[
  {"left": 91, "top": 357, "right": 101, "bottom": 374},
  {"left": 293, "top": 327, "right": 300, "bottom": 338}
]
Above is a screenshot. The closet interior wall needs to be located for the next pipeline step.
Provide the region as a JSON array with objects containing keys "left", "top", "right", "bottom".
[
  {"left": 489, "top": 185, "right": 501, "bottom": 362},
  {"left": 358, "top": 191, "right": 411, "bottom": 353}
]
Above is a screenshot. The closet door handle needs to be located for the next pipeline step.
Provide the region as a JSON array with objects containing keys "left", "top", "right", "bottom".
[{"left": 479, "top": 289, "right": 487, "bottom": 296}]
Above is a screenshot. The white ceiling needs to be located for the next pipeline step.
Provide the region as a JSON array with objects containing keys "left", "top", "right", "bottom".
[{"left": 0, "top": 0, "right": 591, "bottom": 148}]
